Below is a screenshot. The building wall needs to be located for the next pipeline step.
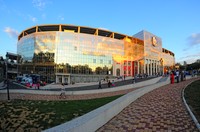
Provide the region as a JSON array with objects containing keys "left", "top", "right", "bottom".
[
  {"left": 18, "top": 31, "right": 140, "bottom": 83},
  {"left": 134, "top": 30, "right": 175, "bottom": 75},
  {"left": 17, "top": 26, "right": 174, "bottom": 83}
]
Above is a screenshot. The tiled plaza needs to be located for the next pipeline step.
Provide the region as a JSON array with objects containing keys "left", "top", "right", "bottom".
[{"left": 97, "top": 79, "right": 199, "bottom": 132}]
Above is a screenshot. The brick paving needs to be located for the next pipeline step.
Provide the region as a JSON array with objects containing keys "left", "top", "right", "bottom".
[
  {"left": 0, "top": 78, "right": 199, "bottom": 131},
  {"left": 97, "top": 78, "right": 199, "bottom": 132}
]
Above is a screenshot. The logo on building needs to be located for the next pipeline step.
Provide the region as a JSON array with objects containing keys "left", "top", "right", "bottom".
[{"left": 152, "top": 37, "right": 157, "bottom": 47}]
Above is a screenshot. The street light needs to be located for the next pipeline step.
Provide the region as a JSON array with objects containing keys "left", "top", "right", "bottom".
[
  {"left": 5, "top": 56, "right": 10, "bottom": 100},
  {"left": 0, "top": 56, "right": 10, "bottom": 100}
]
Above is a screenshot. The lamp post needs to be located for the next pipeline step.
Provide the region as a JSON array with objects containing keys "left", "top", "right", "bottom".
[
  {"left": 0, "top": 56, "right": 10, "bottom": 100},
  {"left": 5, "top": 57, "right": 10, "bottom": 100}
]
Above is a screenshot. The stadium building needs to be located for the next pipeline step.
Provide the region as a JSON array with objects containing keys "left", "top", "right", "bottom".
[{"left": 17, "top": 24, "right": 175, "bottom": 83}]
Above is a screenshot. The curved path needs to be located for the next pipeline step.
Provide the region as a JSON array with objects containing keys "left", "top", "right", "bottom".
[
  {"left": 0, "top": 77, "right": 159, "bottom": 101},
  {"left": 97, "top": 78, "right": 199, "bottom": 132}
]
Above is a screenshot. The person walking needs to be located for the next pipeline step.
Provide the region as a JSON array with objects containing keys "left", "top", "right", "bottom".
[
  {"left": 60, "top": 85, "right": 65, "bottom": 99},
  {"left": 37, "top": 81, "right": 40, "bottom": 89},
  {"left": 180, "top": 71, "right": 184, "bottom": 81},
  {"left": 98, "top": 80, "right": 102, "bottom": 89},
  {"left": 176, "top": 70, "right": 179, "bottom": 83},
  {"left": 111, "top": 80, "right": 115, "bottom": 87},
  {"left": 170, "top": 71, "right": 174, "bottom": 84},
  {"left": 108, "top": 80, "right": 111, "bottom": 88},
  {"left": 132, "top": 76, "right": 135, "bottom": 83}
]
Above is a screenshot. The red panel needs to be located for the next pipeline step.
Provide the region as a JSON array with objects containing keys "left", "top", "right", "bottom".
[{"left": 132, "top": 61, "right": 135, "bottom": 76}]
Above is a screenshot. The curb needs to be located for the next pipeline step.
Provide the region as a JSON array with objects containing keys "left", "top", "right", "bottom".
[
  {"left": 182, "top": 79, "right": 200, "bottom": 131},
  {"left": 43, "top": 78, "right": 170, "bottom": 132}
]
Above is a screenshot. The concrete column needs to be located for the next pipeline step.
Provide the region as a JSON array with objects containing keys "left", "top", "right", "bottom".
[
  {"left": 68, "top": 75, "right": 71, "bottom": 84},
  {"left": 154, "top": 60, "right": 156, "bottom": 75},
  {"left": 62, "top": 76, "right": 64, "bottom": 83},
  {"left": 163, "top": 66, "right": 164, "bottom": 75},
  {"left": 126, "top": 61, "right": 128, "bottom": 76},
  {"left": 154, "top": 61, "right": 156, "bottom": 75},
  {"left": 150, "top": 59, "right": 152, "bottom": 76},
  {"left": 56, "top": 75, "right": 58, "bottom": 83},
  {"left": 147, "top": 59, "right": 149, "bottom": 76},
  {"left": 144, "top": 59, "right": 146, "bottom": 74},
  {"left": 131, "top": 61, "right": 133, "bottom": 77},
  {"left": 138, "top": 61, "right": 140, "bottom": 74},
  {"left": 156, "top": 61, "right": 158, "bottom": 75},
  {"left": 158, "top": 61, "right": 161, "bottom": 74},
  {"left": 151, "top": 60, "right": 154, "bottom": 75}
]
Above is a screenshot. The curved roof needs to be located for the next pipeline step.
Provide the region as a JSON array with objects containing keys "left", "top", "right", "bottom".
[
  {"left": 162, "top": 48, "right": 175, "bottom": 56},
  {"left": 18, "top": 24, "right": 174, "bottom": 56},
  {"left": 18, "top": 24, "right": 143, "bottom": 44}
]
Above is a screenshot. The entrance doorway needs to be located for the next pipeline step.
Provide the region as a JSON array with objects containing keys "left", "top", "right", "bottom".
[{"left": 116, "top": 68, "right": 120, "bottom": 76}]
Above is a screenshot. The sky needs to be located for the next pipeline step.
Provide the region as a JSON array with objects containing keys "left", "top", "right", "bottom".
[{"left": 0, "top": 0, "right": 200, "bottom": 64}]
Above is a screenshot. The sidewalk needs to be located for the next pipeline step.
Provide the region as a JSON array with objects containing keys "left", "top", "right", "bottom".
[
  {"left": 0, "top": 77, "right": 162, "bottom": 100},
  {"left": 97, "top": 78, "right": 199, "bottom": 132},
  {"left": 41, "top": 76, "right": 137, "bottom": 90}
]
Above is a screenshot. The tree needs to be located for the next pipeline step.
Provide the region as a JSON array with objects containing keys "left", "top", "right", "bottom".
[{"left": 196, "top": 59, "right": 200, "bottom": 63}]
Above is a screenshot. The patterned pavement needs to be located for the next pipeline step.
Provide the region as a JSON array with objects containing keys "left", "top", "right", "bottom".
[{"left": 97, "top": 78, "right": 199, "bottom": 132}]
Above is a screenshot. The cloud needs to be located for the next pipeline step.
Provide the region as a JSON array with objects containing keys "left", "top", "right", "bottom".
[
  {"left": 178, "top": 52, "right": 200, "bottom": 63},
  {"left": 98, "top": 27, "right": 109, "bottom": 31},
  {"left": 32, "top": 0, "right": 46, "bottom": 10},
  {"left": 180, "top": 53, "right": 200, "bottom": 59},
  {"left": 4, "top": 27, "right": 19, "bottom": 39},
  {"left": 42, "top": 13, "right": 46, "bottom": 19},
  {"left": 58, "top": 15, "right": 64, "bottom": 21},
  {"left": 28, "top": 15, "right": 38, "bottom": 22},
  {"left": 187, "top": 33, "right": 200, "bottom": 46}
]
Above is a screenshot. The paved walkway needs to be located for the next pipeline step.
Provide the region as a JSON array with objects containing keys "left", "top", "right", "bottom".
[
  {"left": 97, "top": 78, "right": 199, "bottom": 132},
  {"left": 0, "top": 76, "right": 157, "bottom": 91},
  {"left": 0, "top": 77, "right": 161, "bottom": 101}
]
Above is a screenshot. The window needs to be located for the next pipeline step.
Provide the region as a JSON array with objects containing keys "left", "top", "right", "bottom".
[
  {"left": 74, "top": 46, "right": 77, "bottom": 51},
  {"left": 108, "top": 60, "right": 111, "bottom": 64},
  {"left": 128, "top": 71, "right": 131, "bottom": 74},
  {"left": 93, "top": 59, "right": 96, "bottom": 63},
  {"left": 100, "top": 59, "right": 103, "bottom": 64}
]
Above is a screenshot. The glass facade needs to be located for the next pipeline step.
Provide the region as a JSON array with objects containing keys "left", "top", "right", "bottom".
[
  {"left": 17, "top": 25, "right": 175, "bottom": 83},
  {"left": 18, "top": 31, "right": 144, "bottom": 83},
  {"left": 55, "top": 32, "right": 124, "bottom": 74}
]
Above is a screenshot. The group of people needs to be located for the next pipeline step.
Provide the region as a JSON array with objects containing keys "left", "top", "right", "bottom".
[
  {"left": 98, "top": 80, "right": 115, "bottom": 89},
  {"left": 170, "top": 70, "right": 186, "bottom": 84}
]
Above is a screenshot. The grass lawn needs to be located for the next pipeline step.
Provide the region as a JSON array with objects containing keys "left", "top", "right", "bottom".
[
  {"left": 184, "top": 79, "right": 200, "bottom": 123},
  {"left": 0, "top": 95, "right": 122, "bottom": 131}
]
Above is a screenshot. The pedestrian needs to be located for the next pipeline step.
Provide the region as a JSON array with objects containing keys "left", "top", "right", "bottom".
[
  {"left": 170, "top": 71, "right": 174, "bottom": 84},
  {"left": 111, "top": 80, "right": 115, "bottom": 86},
  {"left": 98, "top": 80, "right": 102, "bottom": 89},
  {"left": 60, "top": 86, "right": 65, "bottom": 99},
  {"left": 184, "top": 71, "right": 186, "bottom": 81},
  {"left": 180, "top": 71, "right": 184, "bottom": 81},
  {"left": 132, "top": 77, "right": 135, "bottom": 83},
  {"left": 108, "top": 80, "right": 111, "bottom": 87},
  {"left": 176, "top": 70, "right": 179, "bottom": 83}
]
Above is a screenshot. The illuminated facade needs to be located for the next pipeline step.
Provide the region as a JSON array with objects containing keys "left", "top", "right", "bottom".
[
  {"left": 134, "top": 31, "right": 175, "bottom": 75},
  {"left": 17, "top": 25, "right": 175, "bottom": 83}
]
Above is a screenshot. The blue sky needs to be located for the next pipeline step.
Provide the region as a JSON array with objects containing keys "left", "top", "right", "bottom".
[{"left": 0, "top": 0, "right": 200, "bottom": 64}]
